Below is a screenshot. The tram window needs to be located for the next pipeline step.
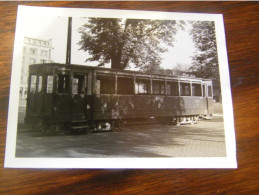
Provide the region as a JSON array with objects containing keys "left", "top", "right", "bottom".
[
  {"left": 57, "top": 74, "right": 70, "bottom": 94},
  {"left": 96, "top": 75, "right": 115, "bottom": 94},
  {"left": 135, "top": 79, "right": 150, "bottom": 95},
  {"left": 192, "top": 83, "right": 202, "bottom": 96},
  {"left": 208, "top": 86, "right": 212, "bottom": 97},
  {"left": 72, "top": 75, "right": 85, "bottom": 95},
  {"left": 96, "top": 80, "right": 100, "bottom": 94},
  {"left": 180, "top": 82, "right": 191, "bottom": 96},
  {"left": 72, "top": 78, "right": 79, "bottom": 94},
  {"left": 19, "top": 87, "right": 23, "bottom": 97},
  {"left": 46, "top": 75, "right": 54, "bottom": 93},
  {"left": 37, "top": 76, "right": 43, "bottom": 93},
  {"left": 117, "top": 77, "right": 134, "bottom": 95},
  {"left": 152, "top": 80, "right": 165, "bottom": 95},
  {"left": 30, "top": 75, "right": 37, "bottom": 93},
  {"left": 202, "top": 85, "right": 206, "bottom": 97},
  {"left": 167, "top": 81, "right": 178, "bottom": 96}
]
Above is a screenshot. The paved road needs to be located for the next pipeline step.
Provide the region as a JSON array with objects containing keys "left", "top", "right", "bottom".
[{"left": 16, "top": 116, "right": 226, "bottom": 158}]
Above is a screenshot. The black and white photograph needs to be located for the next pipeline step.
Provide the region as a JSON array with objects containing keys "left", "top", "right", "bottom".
[{"left": 4, "top": 6, "right": 236, "bottom": 168}]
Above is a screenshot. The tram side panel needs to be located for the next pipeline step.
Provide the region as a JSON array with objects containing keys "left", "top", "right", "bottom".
[
  {"left": 92, "top": 94, "right": 151, "bottom": 120},
  {"left": 207, "top": 97, "right": 214, "bottom": 115},
  {"left": 152, "top": 96, "right": 185, "bottom": 117},
  {"left": 133, "top": 95, "right": 153, "bottom": 118},
  {"left": 91, "top": 94, "right": 212, "bottom": 121},
  {"left": 179, "top": 97, "right": 209, "bottom": 115},
  {"left": 92, "top": 94, "right": 159, "bottom": 120},
  {"left": 152, "top": 96, "right": 210, "bottom": 117}
]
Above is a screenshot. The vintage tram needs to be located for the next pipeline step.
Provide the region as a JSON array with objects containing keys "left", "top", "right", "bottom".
[{"left": 25, "top": 63, "right": 214, "bottom": 133}]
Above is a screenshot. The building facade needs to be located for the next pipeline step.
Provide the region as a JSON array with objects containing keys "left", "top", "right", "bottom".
[{"left": 20, "top": 37, "right": 52, "bottom": 104}]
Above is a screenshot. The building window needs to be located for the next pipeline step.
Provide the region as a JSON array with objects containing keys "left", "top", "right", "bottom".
[
  {"left": 40, "top": 59, "right": 47, "bottom": 64},
  {"left": 167, "top": 81, "right": 178, "bottom": 96},
  {"left": 30, "top": 48, "right": 37, "bottom": 55},
  {"left": 46, "top": 75, "right": 54, "bottom": 93},
  {"left": 96, "top": 75, "right": 115, "bottom": 95},
  {"left": 192, "top": 83, "right": 202, "bottom": 96},
  {"left": 135, "top": 78, "right": 150, "bottom": 95},
  {"left": 41, "top": 50, "right": 48, "bottom": 56},
  {"left": 180, "top": 82, "right": 191, "bottom": 96},
  {"left": 117, "top": 77, "right": 134, "bottom": 95},
  {"left": 29, "top": 58, "right": 36, "bottom": 64},
  {"left": 152, "top": 80, "right": 165, "bottom": 95}
]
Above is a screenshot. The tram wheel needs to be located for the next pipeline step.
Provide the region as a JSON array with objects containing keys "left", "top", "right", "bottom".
[
  {"left": 41, "top": 123, "right": 62, "bottom": 136},
  {"left": 157, "top": 117, "right": 172, "bottom": 125},
  {"left": 91, "top": 121, "right": 114, "bottom": 132}
]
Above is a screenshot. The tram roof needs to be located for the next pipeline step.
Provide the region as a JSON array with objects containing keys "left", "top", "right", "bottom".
[{"left": 29, "top": 63, "right": 213, "bottom": 82}]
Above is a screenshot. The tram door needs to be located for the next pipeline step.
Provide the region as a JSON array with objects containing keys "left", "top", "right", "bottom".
[
  {"left": 55, "top": 70, "right": 73, "bottom": 121},
  {"left": 72, "top": 74, "right": 88, "bottom": 121}
]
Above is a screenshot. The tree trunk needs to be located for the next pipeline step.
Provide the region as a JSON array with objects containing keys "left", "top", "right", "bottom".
[
  {"left": 110, "top": 19, "right": 130, "bottom": 70},
  {"left": 111, "top": 56, "right": 122, "bottom": 69},
  {"left": 111, "top": 44, "right": 127, "bottom": 70}
]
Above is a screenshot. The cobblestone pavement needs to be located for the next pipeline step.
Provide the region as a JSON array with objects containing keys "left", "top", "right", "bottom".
[{"left": 15, "top": 116, "right": 226, "bottom": 158}]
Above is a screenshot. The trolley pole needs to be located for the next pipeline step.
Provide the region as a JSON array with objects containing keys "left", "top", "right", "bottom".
[{"left": 66, "top": 17, "right": 72, "bottom": 64}]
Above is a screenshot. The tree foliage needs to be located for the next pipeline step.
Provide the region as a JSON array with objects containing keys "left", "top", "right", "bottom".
[
  {"left": 141, "top": 63, "right": 190, "bottom": 76},
  {"left": 78, "top": 18, "right": 178, "bottom": 70},
  {"left": 141, "top": 63, "right": 173, "bottom": 75},
  {"left": 189, "top": 21, "right": 219, "bottom": 79}
]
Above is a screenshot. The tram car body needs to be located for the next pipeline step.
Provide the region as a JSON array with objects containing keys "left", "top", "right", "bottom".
[{"left": 25, "top": 63, "right": 214, "bottom": 132}]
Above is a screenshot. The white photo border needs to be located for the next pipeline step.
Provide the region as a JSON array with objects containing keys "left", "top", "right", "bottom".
[{"left": 4, "top": 5, "right": 237, "bottom": 168}]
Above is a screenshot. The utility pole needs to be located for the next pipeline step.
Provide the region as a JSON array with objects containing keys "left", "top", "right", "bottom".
[{"left": 66, "top": 17, "right": 72, "bottom": 64}]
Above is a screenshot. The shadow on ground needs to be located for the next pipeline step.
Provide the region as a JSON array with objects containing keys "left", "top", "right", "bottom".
[{"left": 15, "top": 117, "right": 226, "bottom": 158}]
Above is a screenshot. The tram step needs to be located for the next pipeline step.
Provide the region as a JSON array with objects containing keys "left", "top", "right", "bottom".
[
  {"left": 72, "top": 120, "right": 88, "bottom": 124},
  {"left": 202, "top": 116, "right": 212, "bottom": 120},
  {"left": 178, "top": 121, "right": 195, "bottom": 125},
  {"left": 71, "top": 125, "right": 89, "bottom": 130}
]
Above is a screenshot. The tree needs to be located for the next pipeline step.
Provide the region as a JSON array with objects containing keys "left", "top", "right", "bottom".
[
  {"left": 172, "top": 63, "right": 191, "bottom": 76},
  {"left": 189, "top": 21, "right": 219, "bottom": 79},
  {"left": 78, "top": 18, "right": 178, "bottom": 70},
  {"left": 141, "top": 63, "right": 174, "bottom": 75}
]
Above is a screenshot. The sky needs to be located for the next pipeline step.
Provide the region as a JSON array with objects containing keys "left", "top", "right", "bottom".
[{"left": 22, "top": 15, "right": 197, "bottom": 70}]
